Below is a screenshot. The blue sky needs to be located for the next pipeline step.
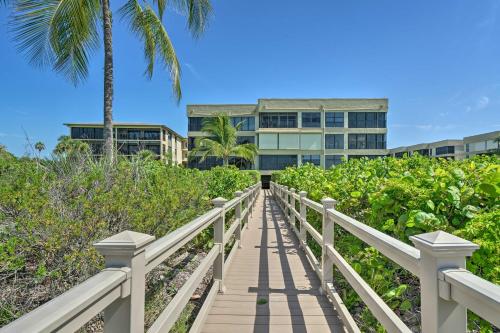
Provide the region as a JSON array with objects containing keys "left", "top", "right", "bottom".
[{"left": 1, "top": 0, "right": 500, "bottom": 155}]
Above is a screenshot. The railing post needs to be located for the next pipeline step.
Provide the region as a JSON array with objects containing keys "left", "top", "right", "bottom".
[
  {"left": 235, "top": 191, "right": 243, "bottom": 249},
  {"left": 290, "top": 188, "right": 296, "bottom": 225},
  {"left": 244, "top": 188, "right": 250, "bottom": 229},
  {"left": 410, "top": 231, "right": 479, "bottom": 333},
  {"left": 212, "top": 197, "right": 228, "bottom": 293},
  {"left": 94, "top": 230, "right": 155, "bottom": 333},
  {"left": 283, "top": 186, "right": 289, "bottom": 217},
  {"left": 321, "top": 198, "right": 336, "bottom": 295},
  {"left": 299, "top": 191, "right": 308, "bottom": 248}
]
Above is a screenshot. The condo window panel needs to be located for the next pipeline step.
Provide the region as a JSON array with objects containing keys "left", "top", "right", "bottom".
[
  {"left": 300, "top": 134, "right": 322, "bottom": 150},
  {"left": 302, "top": 112, "right": 321, "bottom": 128},
  {"left": 188, "top": 137, "right": 196, "bottom": 150},
  {"left": 127, "top": 130, "right": 141, "bottom": 140},
  {"left": 377, "top": 113, "right": 387, "bottom": 128},
  {"left": 278, "top": 133, "right": 300, "bottom": 149},
  {"left": 325, "top": 134, "right": 344, "bottom": 149},
  {"left": 377, "top": 134, "right": 387, "bottom": 149},
  {"left": 348, "top": 134, "right": 386, "bottom": 149},
  {"left": 259, "top": 112, "right": 297, "bottom": 128},
  {"left": 366, "top": 113, "right": 376, "bottom": 128},
  {"left": 436, "top": 146, "right": 455, "bottom": 155},
  {"left": 259, "top": 155, "right": 298, "bottom": 170},
  {"left": 259, "top": 133, "right": 278, "bottom": 149},
  {"left": 145, "top": 144, "right": 161, "bottom": 155},
  {"left": 325, "top": 112, "right": 344, "bottom": 127},
  {"left": 229, "top": 156, "right": 254, "bottom": 170},
  {"left": 302, "top": 154, "right": 320, "bottom": 166},
  {"left": 395, "top": 152, "right": 405, "bottom": 158},
  {"left": 236, "top": 136, "right": 255, "bottom": 145},
  {"left": 89, "top": 142, "right": 103, "bottom": 155},
  {"left": 348, "top": 112, "right": 386, "bottom": 128},
  {"left": 71, "top": 127, "right": 103, "bottom": 140},
  {"left": 231, "top": 116, "right": 255, "bottom": 131},
  {"left": 325, "top": 155, "right": 343, "bottom": 168},
  {"left": 188, "top": 117, "right": 208, "bottom": 131},
  {"left": 128, "top": 144, "right": 140, "bottom": 154},
  {"left": 348, "top": 155, "right": 382, "bottom": 160},
  {"left": 188, "top": 156, "right": 223, "bottom": 170},
  {"left": 143, "top": 130, "right": 160, "bottom": 140}
]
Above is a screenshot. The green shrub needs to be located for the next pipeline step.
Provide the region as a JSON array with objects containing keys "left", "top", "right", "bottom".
[{"left": 274, "top": 155, "right": 499, "bottom": 332}]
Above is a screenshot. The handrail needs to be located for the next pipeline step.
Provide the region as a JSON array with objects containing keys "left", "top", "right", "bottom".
[
  {"left": 1, "top": 269, "right": 129, "bottom": 333},
  {"left": 327, "top": 209, "right": 420, "bottom": 275},
  {"left": 270, "top": 181, "right": 499, "bottom": 333},
  {"left": 439, "top": 268, "right": 500, "bottom": 328},
  {"left": 2, "top": 181, "right": 261, "bottom": 333}
]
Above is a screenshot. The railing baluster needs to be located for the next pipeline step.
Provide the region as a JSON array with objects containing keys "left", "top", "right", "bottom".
[
  {"left": 244, "top": 188, "right": 250, "bottom": 229},
  {"left": 299, "top": 191, "right": 308, "bottom": 249},
  {"left": 290, "top": 188, "right": 296, "bottom": 225},
  {"left": 212, "top": 197, "right": 227, "bottom": 293},
  {"left": 94, "top": 231, "right": 155, "bottom": 333},
  {"left": 235, "top": 191, "right": 243, "bottom": 248},
  {"left": 321, "top": 198, "right": 336, "bottom": 295},
  {"left": 283, "top": 186, "right": 289, "bottom": 218}
]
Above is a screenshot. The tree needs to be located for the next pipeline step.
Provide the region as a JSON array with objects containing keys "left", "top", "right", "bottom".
[
  {"left": 53, "top": 136, "right": 90, "bottom": 155},
  {"left": 34, "top": 141, "right": 45, "bottom": 153},
  {"left": 9, "top": 0, "right": 212, "bottom": 161},
  {"left": 189, "top": 113, "right": 258, "bottom": 167}
]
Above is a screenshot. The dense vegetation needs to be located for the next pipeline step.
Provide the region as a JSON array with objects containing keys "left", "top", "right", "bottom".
[
  {"left": 273, "top": 155, "right": 499, "bottom": 332},
  {"left": 0, "top": 147, "right": 257, "bottom": 328}
]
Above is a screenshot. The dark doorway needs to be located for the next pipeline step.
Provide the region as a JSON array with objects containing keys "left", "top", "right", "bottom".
[{"left": 261, "top": 175, "right": 271, "bottom": 189}]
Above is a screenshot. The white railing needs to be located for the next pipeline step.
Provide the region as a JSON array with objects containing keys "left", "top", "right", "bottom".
[
  {"left": 270, "top": 181, "right": 500, "bottom": 333},
  {"left": 1, "top": 182, "right": 262, "bottom": 333}
]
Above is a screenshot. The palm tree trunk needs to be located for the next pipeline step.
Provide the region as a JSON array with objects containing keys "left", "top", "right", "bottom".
[
  {"left": 102, "top": 0, "right": 114, "bottom": 162},
  {"left": 223, "top": 157, "right": 228, "bottom": 166}
]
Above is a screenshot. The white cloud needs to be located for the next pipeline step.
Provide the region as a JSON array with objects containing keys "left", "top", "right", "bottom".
[
  {"left": 184, "top": 62, "right": 202, "bottom": 81},
  {"left": 477, "top": 96, "right": 490, "bottom": 109}
]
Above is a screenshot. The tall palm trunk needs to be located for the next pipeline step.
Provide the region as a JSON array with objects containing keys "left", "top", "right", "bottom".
[{"left": 102, "top": 0, "right": 114, "bottom": 162}]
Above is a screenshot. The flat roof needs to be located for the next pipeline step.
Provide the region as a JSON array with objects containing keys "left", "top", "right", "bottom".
[
  {"left": 64, "top": 122, "right": 185, "bottom": 140},
  {"left": 463, "top": 130, "right": 500, "bottom": 143}
]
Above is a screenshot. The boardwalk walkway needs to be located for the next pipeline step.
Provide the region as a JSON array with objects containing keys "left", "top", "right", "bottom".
[{"left": 201, "top": 190, "right": 345, "bottom": 333}]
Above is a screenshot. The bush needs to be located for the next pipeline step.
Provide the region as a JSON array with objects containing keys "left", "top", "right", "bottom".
[
  {"left": 0, "top": 148, "right": 257, "bottom": 326},
  {"left": 273, "top": 155, "right": 499, "bottom": 332}
]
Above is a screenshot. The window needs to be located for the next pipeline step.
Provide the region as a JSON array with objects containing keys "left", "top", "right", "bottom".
[
  {"left": 259, "top": 112, "right": 297, "bottom": 128},
  {"left": 413, "top": 149, "right": 430, "bottom": 156},
  {"left": 301, "top": 112, "right": 321, "bottom": 128},
  {"left": 236, "top": 136, "right": 255, "bottom": 145},
  {"left": 348, "top": 112, "right": 386, "bottom": 128},
  {"left": 188, "top": 137, "right": 196, "bottom": 150},
  {"left": 259, "top": 155, "right": 298, "bottom": 170},
  {"left": 325, "top": 155, "right": 343, "bottom": 168},
  {"left": 302, "top": 155, "right": 320, "bottom": 166},
  {"left": 188, "top": 156, "right": 223, "bottom": 170},
  {"left": 348, "top": 134, "right": 386, "bottom": 149},
  {"left": 325, "top": 134, "right": 344, "bottom": 149},
  {"left": 436, "top": 146, "right": 455, "bottom": 155},
  {"left": 228, "top": 157, "right": 254, "bottom": 170},
  {"left": 89, "top": 142, "right": 103, "bottom": 154},
  {"left": 143, "top": 130, "right": 160, "bottom": 140},
  {"left": 325, "top": 112, "right": 344, "bottom": 127},
  {"left": 71, "top": 127, "right": 103, "bottom": 140},
  {"left": 128, "top": 130, "right": 141, "bottom": 140},
  {"left": 348, "top": 155, "right": 383, "bottom": 160},
  {"left": 231, "top": 117, "right": 255, "bottom": 131},
  {"left": 395, "top": 152, "right": 405, "bottom": 158},
  {"left": 188, "top": 117, "right": 207, "bottom": 131},
  {"left": 145, "top": 144, "right": 161, "bottom": 155}
]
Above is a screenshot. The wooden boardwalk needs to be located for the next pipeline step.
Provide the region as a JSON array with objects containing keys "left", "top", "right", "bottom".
[{"left": 201, "top": 190, "right": 345, "bottom": 333}]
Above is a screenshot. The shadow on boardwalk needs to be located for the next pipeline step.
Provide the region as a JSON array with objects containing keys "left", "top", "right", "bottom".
[{"left": 202, "top": 190, "right": 344, "bottom": 333}]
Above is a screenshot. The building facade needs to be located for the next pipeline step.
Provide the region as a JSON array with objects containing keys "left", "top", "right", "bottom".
[
  {"left": 463, "top": 131, "right": 500, "bottom": 158},
  {"left": 65, "top": 123, "right": 187, "bottom": 165},
  {"left": 187, "top": 98, "right": 389, "bottom": 176},
  {"left": 389, "top": 139, "right": 465, "bottom": 160}
]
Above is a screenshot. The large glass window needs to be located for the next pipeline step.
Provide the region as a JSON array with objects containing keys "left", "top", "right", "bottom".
[
  {"left": 259, "top": 155, "right": 298, "bottom": 170},
  {"left": 71, "top": 127, "right": 103, "bottom": 140},
  {"left": 413, "top": 149, "right": 430, "bottom": 156},
  {"left": 348, "top": 155, "right": 383, "bottom": 160},
  {"left": 325, "top": 134, "right": 344, "bottom": 149},
  {"left": 301, "top": 112, "right": 321, "bottom": 128},
  {"left": 188, "top": 156, "right": 223, "bottom": 170},
  {"left": 259, "top": 112, "right": 297, "bottom": 128},
  {"left": 395, "top": 152, "right": 405, "bottom": 158},
  {"left": 348, "top": 134, "right": 386, "bottom": 149},
  {"left": 348, "top": 112, "right": 386, "bottom": 128},
  {"left": 325, "top": 112, "right": 344, "bottom": 128},
  {"left": 301, "top": 155, "right": 320, "bottom": 166},
  {"left": 188, "top": 117, "right": 207, "bottom": 131},
  {"left": 231, "top": 117, "right": 255, "bottom": 131},
  {"left": 188, "top": 137, "right": 196, "bottom": 150},
  {"left": 236, "top": 136, "right": 255, "bottom": 144},
  {"left": 145, "top": 144, "right": 161, "bottom": 155},
  {"left": 143, "top": 130, "right": 160, "bottom": 140},
  {"left": 325, "top": 155, "right": 343, "bottom": 168},
  {"left": 435, "top": 146, "right": 455, "bottom": 155}
]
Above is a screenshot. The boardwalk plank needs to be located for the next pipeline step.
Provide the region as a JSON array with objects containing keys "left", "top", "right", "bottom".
[{"left": 200, "top": 190, "right": 345, "bottom": 333}]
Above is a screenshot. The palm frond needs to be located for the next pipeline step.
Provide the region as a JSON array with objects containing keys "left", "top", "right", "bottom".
[
  {"left": 231, "top": 143, "right": 258, "bottom": 161},
  {"left": 170, "top": 0, "right": 212, "bottom": 38},
  {"left": 11, "top": 0, "right": 100, "bottom": 84}
]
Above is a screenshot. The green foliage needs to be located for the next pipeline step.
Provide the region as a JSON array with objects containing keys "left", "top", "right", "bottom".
[
  {"left": 274, "top": 155, "right": 499, "bottom": 331},
  {"left": 0, "top": 149, "right": 256, "bottom": 326}
]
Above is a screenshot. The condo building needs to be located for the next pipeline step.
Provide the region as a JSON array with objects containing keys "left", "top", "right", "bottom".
[
  {"left": 65, "top": 123, "right": 187, "bottom": 165},
  {"left": 463, "top": 130, "right": 500, "bottom": 158},
  {"left": 389, "top": 139, "right": 465, "bottom": 160},
  {"left": 187, "top": 98, "right": 389, "bottom": 179}
]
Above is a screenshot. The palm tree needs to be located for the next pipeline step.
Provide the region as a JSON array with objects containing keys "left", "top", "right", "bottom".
[
  {"left": 34, "top": 141, "right": 45, "bottom": 153},
  {"left": 53, "top": 135, "right": 90, "bottom": 155},
  {"left": 189, "top": 113, "right": 258, "bottom": 167},
  {"left": 9, "top": 0, "right": 212, "bottom": 161}
]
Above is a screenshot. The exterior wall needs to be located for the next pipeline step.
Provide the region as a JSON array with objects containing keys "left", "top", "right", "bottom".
[
  {"left": 463, "top": 131, "right": 500, "bottom": 157},
  {"left": 65, "top": 123, "right": 185, "bottom": 164},
  {"left": 187, "top": 98, "right": 389, "bottom": 174}
]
